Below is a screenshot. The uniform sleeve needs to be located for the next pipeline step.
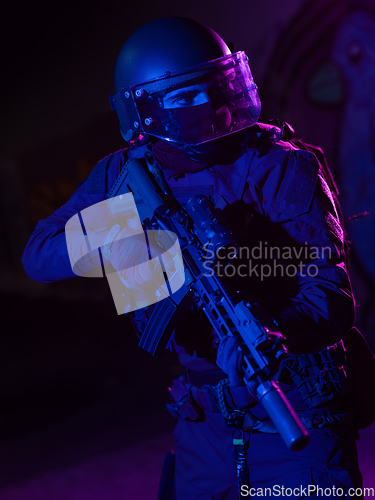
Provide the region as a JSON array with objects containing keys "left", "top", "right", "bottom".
[
  {"left": 22, "top": 150, "right": 127, "bottom": 283},
  {"left": 244, "top": 143, "right": 355, "bottom": 354}
]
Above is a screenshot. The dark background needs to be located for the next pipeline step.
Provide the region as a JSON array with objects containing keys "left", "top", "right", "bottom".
[{"left": 1, "top": 0, "right": 375, "bottom": 497}]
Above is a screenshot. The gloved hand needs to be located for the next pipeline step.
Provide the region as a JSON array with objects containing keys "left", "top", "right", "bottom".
[
  {"left": 216, "top": 334, "right": 259, "bottom": 401},
  {"left": 106, "top": 225, "right": 179, "bottom": 313},
  {"left": 66, "top": 199, "right": 181, "bottom": 307},
  {"left": 217, "top": 335, "right": 281, "bottom": 432},
  {"left": 216, "top": 335, "right": 244, "bottom": 386},
  {"left": 109, "top": 228, "right": 173, "bottom": 288}
]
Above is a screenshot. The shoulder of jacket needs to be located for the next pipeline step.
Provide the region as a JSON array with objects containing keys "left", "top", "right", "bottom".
[
  {"left": 86, "top": 148, "right": 128, "bottom": 194},
  {"left": 247, "top": 127, "right": 321, "bottom": 218},
  {"left": 100, "top": 148, "right": 129, "bottom": 166},
  {"left": 247, "top": 123, "right": 321, "bottom": 172}
]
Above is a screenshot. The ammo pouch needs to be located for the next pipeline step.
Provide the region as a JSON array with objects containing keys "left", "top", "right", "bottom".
[
  {"left": 166, "top": 373, "right": 255, "bottom": 425},
  {"left": 284, "top": 340, "right": 352, "bottom": 409},
  {"left": 166, "top": 375, "right": 204, "bottom": 422}
]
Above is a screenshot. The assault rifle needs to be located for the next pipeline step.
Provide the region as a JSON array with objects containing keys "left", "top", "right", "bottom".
[{"left": 107, "top": 155, "right": 310, "bottom": 451}]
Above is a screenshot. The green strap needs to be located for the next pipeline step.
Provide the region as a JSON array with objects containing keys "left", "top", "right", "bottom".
[{"left": 233, "top": 429, "right": 250, "bottom": 499}]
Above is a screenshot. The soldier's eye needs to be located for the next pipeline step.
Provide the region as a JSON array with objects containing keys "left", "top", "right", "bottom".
[
  {"left": 162, "top": 86, "right": 210, "bottom": 109},
  {"left": 173, "top": 92, "right": 197, "bottom": 106}
]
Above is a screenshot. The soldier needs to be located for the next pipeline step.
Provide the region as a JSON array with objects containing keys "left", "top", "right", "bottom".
[{"left": 22, "top": 17, "right": 364, "bottom": 500}]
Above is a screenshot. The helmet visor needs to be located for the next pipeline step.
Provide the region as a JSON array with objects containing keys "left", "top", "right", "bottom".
[{"left": 112, "top": 52, "right": 261, "bottom": 145}]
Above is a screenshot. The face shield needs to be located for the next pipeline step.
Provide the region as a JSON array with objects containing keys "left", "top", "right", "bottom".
[{"left": 109, "top": 51, "right": 261, "bottom": 146}]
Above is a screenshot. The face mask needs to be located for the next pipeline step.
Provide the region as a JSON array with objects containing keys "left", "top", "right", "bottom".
[
  {"left": 151, "top": 138, "right": 211, "bottom": 173},
  {"left": 180, "top": 129, "right": 249, "bottom": 164},
  {"left": 151, "top": 127, "right": 249, "bottom": 171}
]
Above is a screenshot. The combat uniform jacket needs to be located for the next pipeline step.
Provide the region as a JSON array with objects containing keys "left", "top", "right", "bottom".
[
  {"left": 22, "top": 124, "right": 355, "bottom": 356},
  {"left": 22, "top": 125, "right": 363, "bottom": 498}
]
